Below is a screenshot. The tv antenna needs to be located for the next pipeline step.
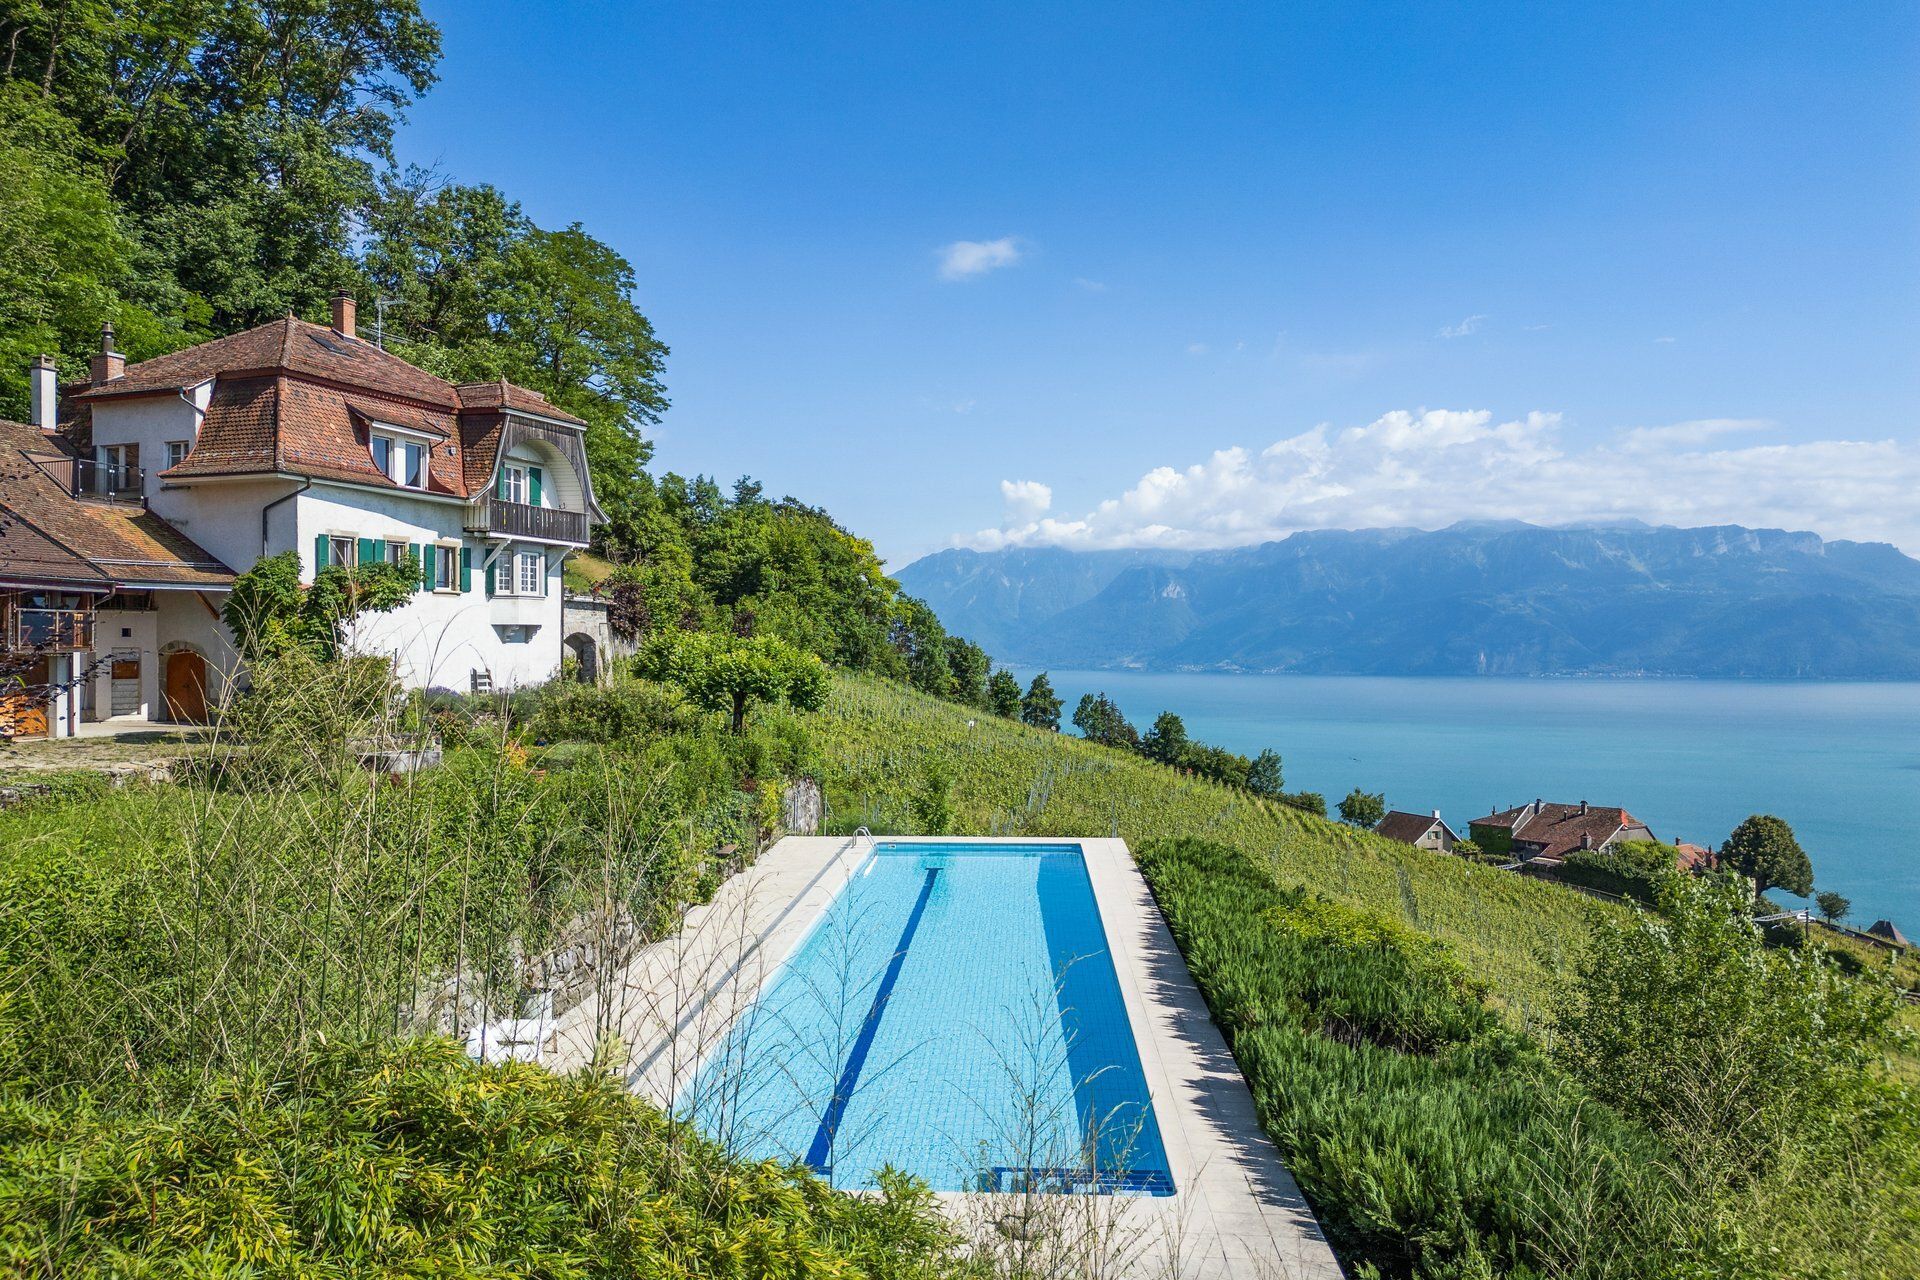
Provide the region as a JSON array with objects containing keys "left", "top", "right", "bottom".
[{"left": 372, "top": 297, "right": 403, "bottom": 349}]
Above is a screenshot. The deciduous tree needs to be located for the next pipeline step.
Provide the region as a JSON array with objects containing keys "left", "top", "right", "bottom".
[
  {"left": 1720, "top": 814, "right": 1814, "bottom": 902},
  {"left": 1338, "top": 788, "right": 1386, "bottom": 828},
  {"left": 986, "top": 669, "right": 1022, "bottom": 719},
  {"left": 634, "top": 629, "right": 827, "bottom": 734}
]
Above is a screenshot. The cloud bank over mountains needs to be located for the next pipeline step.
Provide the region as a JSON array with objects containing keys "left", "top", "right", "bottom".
[{"left": 965, "top": 410, "right": 1920, "bottom": 554}]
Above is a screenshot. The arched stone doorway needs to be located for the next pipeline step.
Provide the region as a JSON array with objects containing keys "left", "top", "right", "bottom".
[{"left": 563, "top": 632, "right": 599, "bottom": 684}]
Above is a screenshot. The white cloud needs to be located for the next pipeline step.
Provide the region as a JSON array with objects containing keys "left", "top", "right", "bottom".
[
  {"left": 937, "top": 236, "right": 1022, "bottom": 281},
  {"left": 999, "top": 479, "right": 1053, "bottom": 524},
  {"left": 1185, "top": 342, "right": 1209, "bottom": 356},
  {"left": 1437, "top": 314, "right": 1488, "bottom": 339},
  {"left": 962, "top": 410, "right": 1920, "bottom": 554},
  {"left": 1073, "top": 277, "right": 1107, "bottom": 292},
  {"left": 1616, "top": 418, "right": 1767, "bottom": 452},
  {"left": 1654, "top": 335, "right": 1676, "bottom": 343}
]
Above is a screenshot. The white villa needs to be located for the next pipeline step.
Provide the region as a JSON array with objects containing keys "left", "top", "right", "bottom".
[{"left": 0, "top": 296, "right": 601, "bottom": 738}]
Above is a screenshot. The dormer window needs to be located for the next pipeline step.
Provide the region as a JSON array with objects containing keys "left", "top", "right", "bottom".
[{"left": 369, "top": 429, "right": 428, "bottom": 489}]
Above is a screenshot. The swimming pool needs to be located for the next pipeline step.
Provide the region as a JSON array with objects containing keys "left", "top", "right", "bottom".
[{"left": 682, "top": 840, "right": 1173, "bottom": 1195}]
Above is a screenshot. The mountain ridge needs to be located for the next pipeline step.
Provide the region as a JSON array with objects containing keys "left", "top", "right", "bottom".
[{"left": 896, "top": 522, "right": 1920, "bottom": 678}]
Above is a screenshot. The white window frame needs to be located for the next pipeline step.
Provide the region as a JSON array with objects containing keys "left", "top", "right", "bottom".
[
  {"left": 369, "top": 425, "right": 433, "bottom": 490},
  {"left": 502, "top": 463, "right": 529, "bottom": 505},
  {"left": 517, "top": 550, "right": 545, "bottom": 596},
  {"left": 325, "top": 535, "right": 356, "bottom": 569},
  {"left": 381, "top": 541, "right": 409, "bottom": 569},
  {"left": 164, "top": 440, "right": 189, "bottom": 470}
]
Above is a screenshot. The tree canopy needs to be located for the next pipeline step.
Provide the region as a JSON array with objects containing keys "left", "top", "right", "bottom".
[
  {"left": 633, "top": 629, "right": 828, "bottom": 734},
  {"left": 1720, "top": 813, "right": 1814, "bottom": 900},
  {"left": 1337, "top": 788, "right": 1386, "bottom": 828}
]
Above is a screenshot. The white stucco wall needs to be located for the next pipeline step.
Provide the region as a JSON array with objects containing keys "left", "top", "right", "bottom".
[
  {"left": 296, "top": 483, "right": 566, "bottom": 691},
  {"left": 84, "top": 387, "right": 207, "bottom": 497},
  {"left": 83, "top": 589, "right": 237, "bottom": 722}
]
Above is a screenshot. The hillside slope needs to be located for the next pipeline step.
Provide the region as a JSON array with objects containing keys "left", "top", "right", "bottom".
[
  {"left": 803, "top": 673, "right": 1612, "bottom": 1017},
  {"left": 899, "top": 522, "right": 1920, "bottom": 677}
]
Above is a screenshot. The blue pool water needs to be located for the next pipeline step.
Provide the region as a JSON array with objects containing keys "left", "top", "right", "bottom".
[{"left": 683, "top": 841, "right": 1173, "bottom": 1195}]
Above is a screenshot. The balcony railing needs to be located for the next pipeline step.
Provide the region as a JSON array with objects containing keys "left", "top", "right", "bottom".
[
  {"left": 5, "top": 608, "right": 93, "bottom": 654},
  {"left": 65, "top": 458, "right": 145, "bottom": 501},
  {"left": 464, "top": 494, "right": 589, "bottom": 544}
]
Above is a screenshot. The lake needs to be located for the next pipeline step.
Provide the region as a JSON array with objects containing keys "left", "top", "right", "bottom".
[{"left": 1022, "top": 670, "right": 1920, "bottom": 932}]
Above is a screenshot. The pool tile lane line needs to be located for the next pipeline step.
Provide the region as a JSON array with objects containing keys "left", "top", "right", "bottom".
[{"left": 804, "top": 865, "right": 940, "bottom": 1174}]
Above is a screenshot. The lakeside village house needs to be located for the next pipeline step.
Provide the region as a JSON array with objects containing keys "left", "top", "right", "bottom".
[
  {"left": 1376, "top": 799, "right": 1718, "bottom": 876},
  {"left": 0, "top": 297, "right": 616, "bottom": 740}
]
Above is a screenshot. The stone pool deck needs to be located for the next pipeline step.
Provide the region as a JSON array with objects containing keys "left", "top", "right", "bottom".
[{"left": 548, "top": 835, "right": 1343, "bottom": 1280}]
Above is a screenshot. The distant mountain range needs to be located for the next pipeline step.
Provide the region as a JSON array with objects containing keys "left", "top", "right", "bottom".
[{"left": 896, "top": 522, "right": 1920, "bottom": 678}]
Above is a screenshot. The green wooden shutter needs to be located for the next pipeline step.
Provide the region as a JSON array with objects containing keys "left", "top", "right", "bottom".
[
  {"left": 459, "top": 546, "right": 472, "bottom": 593},
  {"left": 528, "top": 467, "right": 542, "bottom": 507},
  {"left": 418, "top": 544, "right": 433, "bottom": 591},
  {"left": 495, "top": 467, "right": 507, "bottom": 500},
  {"left": 357, "top": 537, "right": 378, "bottom": 568},
  {"left": 314, "top": 533, "right": 329, "bottom": 574},
  {"left": 483, "top": 550, "right": 495, "bottom": 598}
]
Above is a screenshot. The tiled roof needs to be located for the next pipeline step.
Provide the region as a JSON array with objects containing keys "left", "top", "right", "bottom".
[
  {"left": 1674, "top": 841, "right": 1717, "bottom": 872},
  {"left": 1375, "top": 811, "right": 1446, "bottom": 845},
  {"left": 72, "top": 316, "right": 584, "bottom": 497},
  {"left": 455, "top": 378, "right": 585, "bottom": 425},
  {"left": 1470, "top": 800, "right": 1651, "bottom": 859},
  {"left": 77, "top": 316, "right": 456, "bottom": 407},
  {"left": 0, "top": 420, "right": 234, "bottom": 589}
]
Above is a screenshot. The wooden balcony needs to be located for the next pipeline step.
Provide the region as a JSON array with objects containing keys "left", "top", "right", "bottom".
[
  {"left": 464, "top": 494, "right": 589, "bottom": 545},
  {"left": 4, "top": 607, "right": 94, "bottom": 654}
]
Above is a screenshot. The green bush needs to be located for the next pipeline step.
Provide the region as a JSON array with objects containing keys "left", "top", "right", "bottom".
[
  {"left": 0, "top": 1038, "right": 962, "bottom": 1278},
  {"left": 1135, "top": 836, "right": 1685, "bottom": 1278},
  {"left": 525, "top": 675, "right": 694, "bottom": 743}
]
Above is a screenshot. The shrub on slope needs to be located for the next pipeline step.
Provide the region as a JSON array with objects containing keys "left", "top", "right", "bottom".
[{"left": 0, "top": 1038, "right": 961, "bottom": 1278}]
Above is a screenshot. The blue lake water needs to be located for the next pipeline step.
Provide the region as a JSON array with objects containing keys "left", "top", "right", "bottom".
[
  {"left": 683, "top": 842, "right": 1171, "bottom": 1194},
  {"left": 1024, "top": 670, "right": 1920, "bottom": 932}
]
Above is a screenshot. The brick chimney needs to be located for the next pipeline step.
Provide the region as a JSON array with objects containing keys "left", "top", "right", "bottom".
[
  {"left": 331, "top": 291, "right": 357, "bottom": 338},
  {"left": 89, "top": 322, "right": 124, "bottom": 384},
  {"left": 29, "top": 354, "right": 58, "bottom": 433}
]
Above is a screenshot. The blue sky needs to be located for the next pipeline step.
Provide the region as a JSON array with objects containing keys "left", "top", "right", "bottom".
[{"left": 401, "top": 2, "right": 1920, "bottom": 563}]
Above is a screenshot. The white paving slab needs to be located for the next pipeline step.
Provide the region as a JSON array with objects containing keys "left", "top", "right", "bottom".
[{"left": 550, "top": 835, "right": 1344, "bottom": 1280}]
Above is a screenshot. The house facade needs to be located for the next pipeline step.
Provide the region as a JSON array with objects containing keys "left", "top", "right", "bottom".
[
  {"left": 1468, "top": 798, "right": 1657, "bottom": 868},
  {"left": 1, "top": 297, "right": 601, "bottom": 738},
  {"left": 1374, "top": 809, "right": 1459, "bottom": 853}
]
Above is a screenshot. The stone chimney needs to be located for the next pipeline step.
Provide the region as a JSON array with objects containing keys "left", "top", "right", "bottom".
[
  {"left": 1581, "top": 832, "right": 1593, "bottom": 850},
  {"left": 1579, "top": 799, "right": 1589, "bottom": 815},
  {"left": 89, "top": 322, "right": 124, "bottom": 384},
  {"left": 29, "top": 354, "right": 58, "bottom": 433},
  {"left": 331, "top": 291, "right": 357, "bottom": 338}
]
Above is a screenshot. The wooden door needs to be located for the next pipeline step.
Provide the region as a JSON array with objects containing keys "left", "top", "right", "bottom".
[
  {"left": 1, "top": 659, "right": 49, "bottom": 739},
  {"left": 163, "top": 650, "right": 207, "bottom": 723}
]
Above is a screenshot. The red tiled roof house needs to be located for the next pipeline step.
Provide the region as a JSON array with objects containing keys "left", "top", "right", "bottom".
[
  {"left": 1467, "top": 798, "right": 1658, "bottom": 869},
  {"left": 1, "top": 298, "right": 600, "bottom": 737}
]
